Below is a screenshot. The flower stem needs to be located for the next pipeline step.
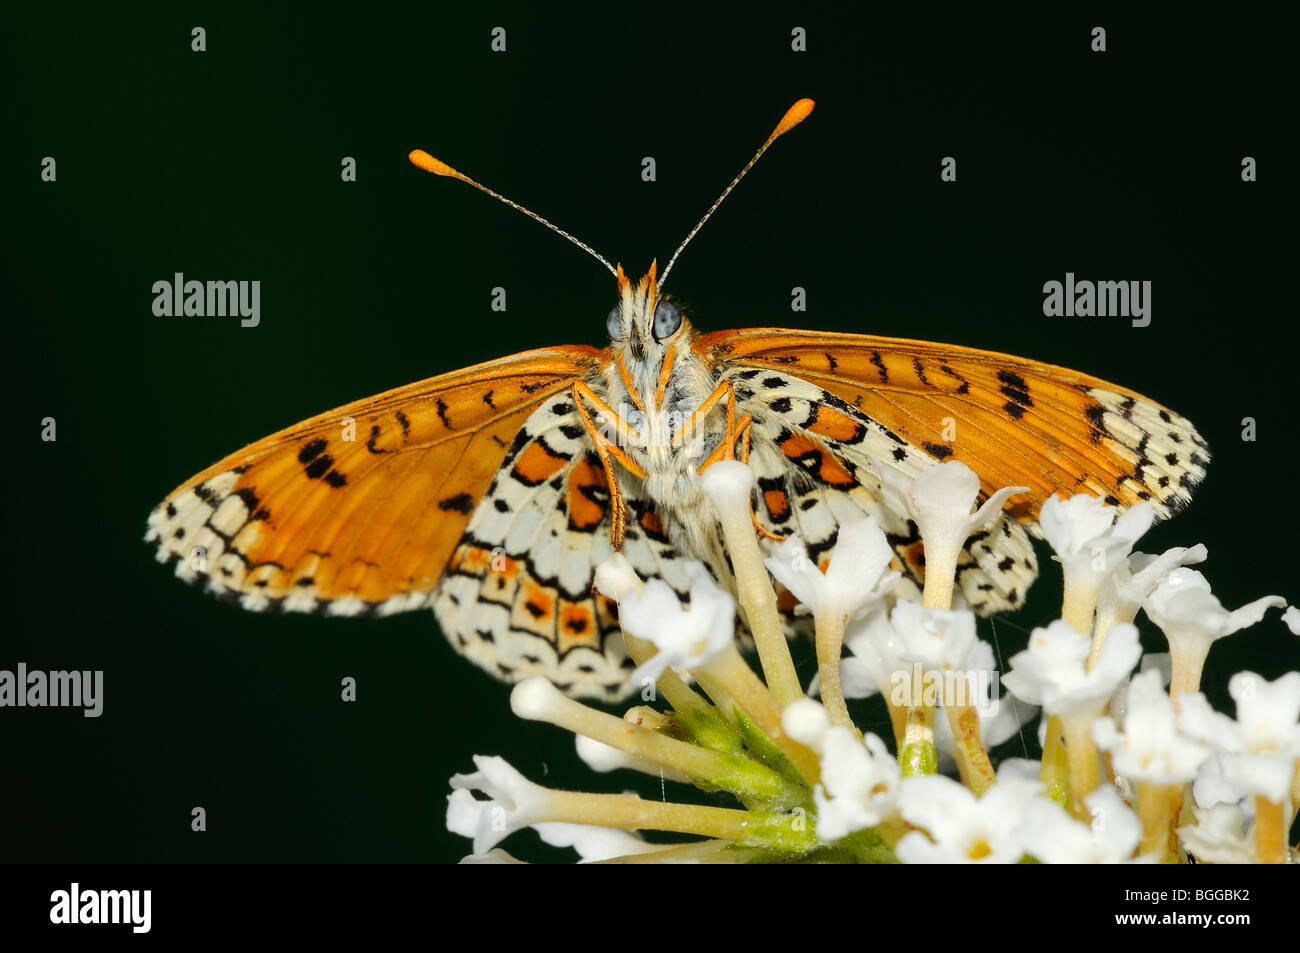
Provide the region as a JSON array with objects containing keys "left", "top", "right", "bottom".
[
  {"left": 1253, "top": 795, "right": 1286, "bottom": 864},
  {"left": 1086, "top": 605, "right": 1135, "bottom": 672},
  {"left": 921, "top": 546, "right": 958, "bottom": 610},
  {"left": 1168, "top": 648, "right": 1208, "bottom": 711},
  {"left": 622, "top": 632, "right": 713, "bottom": 718},
  {"left": 513, "top": 683, "right": 791, "bottom": 801},
  {"left": 899, "top": 704, "right": 937, "bottom": 776},
  {"left": 1062, "top": 716, "right": 1101, "bottom": 821},
  {"left": 1039, "top": 715, "right": 1068, "bottom": 807},
  {"left": 1137, "top": 782, "right": 1175, "bottom": 861},
  {"left": 543, "top": 790, "right": 818, "bottom": 853},
  {"left": 700, "top": 646, "right": 822, "bottom": 783},
  {"left": 1061, "top": 580, "right": 1101, "bottom": 636},
  {"left": 710, "top": 482, "right": 804, "bottom": 707},
  {"left": 945, "top": 704, "right": 995, "bottom": 795},
  {"left": 813, "top": 608, "right": 858, "bottom": 735}
]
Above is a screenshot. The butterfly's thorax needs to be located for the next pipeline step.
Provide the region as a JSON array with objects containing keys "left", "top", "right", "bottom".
[{"left": 603, "top": 332, "right": 731, "bottom": 573}]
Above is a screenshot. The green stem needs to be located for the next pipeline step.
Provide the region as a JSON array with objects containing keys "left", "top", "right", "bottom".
[
  {"left": 1039, "top": 715, "right": 1068, "bottom": 807},
  {"left": 814, "top": 608, "right": 858, "bottom": 735},
  {"left": 899, "top": 704, "right": 937, "bottom": 776},
  {"left": 1062, "top": 716, "right": 1100, "bottom": 821}
]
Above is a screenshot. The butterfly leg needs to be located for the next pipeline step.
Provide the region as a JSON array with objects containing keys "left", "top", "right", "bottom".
[
  {"left": 673, "top": 378, "right": 737, "bottom": 452},
  {"left": 700, "top": 415, "right": 786, "bottom": 542},
  {"left": 736, "top": 420, "right": 787, "bottom": 543},
  {"left": 571, "top": 381, "right": 647, "bottom": 551},
  {"left": 687, "top": 384, "right": 787, "bottom": 543}
]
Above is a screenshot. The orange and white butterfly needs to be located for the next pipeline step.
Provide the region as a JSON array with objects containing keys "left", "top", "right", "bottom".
[{"left": 145, "top": 100, "right": 1208, "bottom": 699}]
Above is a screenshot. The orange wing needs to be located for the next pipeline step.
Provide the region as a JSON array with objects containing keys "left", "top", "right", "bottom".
[
  {"left": 695, "top": 328, "right": 1208, "bottom": 523},
  {"left": 145, "top": 346, "right": 607, "bottom": 616}
]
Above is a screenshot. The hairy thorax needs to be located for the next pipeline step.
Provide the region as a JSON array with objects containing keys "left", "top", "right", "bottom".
[{"left": 599, "top": 345, "right": 732, "bottom": 574}]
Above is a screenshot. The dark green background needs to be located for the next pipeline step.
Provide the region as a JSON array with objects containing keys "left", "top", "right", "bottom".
[{"left": 3, "top": 8, "right": 1296, "bottom": 862}]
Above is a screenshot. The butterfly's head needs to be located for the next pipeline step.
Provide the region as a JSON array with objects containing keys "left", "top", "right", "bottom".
[{"left": 607, "top": 261, "right": 690, "bottom": 366}]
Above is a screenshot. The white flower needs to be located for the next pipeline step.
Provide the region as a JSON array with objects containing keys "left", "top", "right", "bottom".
[
  {"left": 875, "top": 459, "right": 1028, "bottom": 591},
  {"left": 593, "top": 551, "right": 642, "bottom": 602},
  {"left": 895, "top": 774, "right": 1041, "bottom": 863},
  {"left": 1039, "top": 495, "right": 1155, "bottom": 585},
  {"left": 1096, "top": 544, "right": 1208, "bottom": 638},
  {"left": 447, "top": 756, "right": 554, "bottom": 855},
  {"left": 1191, "top": 754, "right": 1252, "bottom": 818},
  {"left": 618, "top": 561, "right": 735, "bottom": 683},
  {"left": 1020, "top": 786, "right": 1142, "bottom": 863},
  {"left": 782, "top": 699, "right": 901, "bottom": 841},
  {"left": 1108, "top": 653, "right": 1171, "bottom": 725},
  {"left": 699, "top": 458, "right": 753, "bottom": 510},
  {"left": 1093, "top": 669, "right": 1212, "bottom": 785},
  {"left": 934, "top": 640, "right": 1037, "bottom": 772},
  {"left": 995, "top": 758, "right": 1043, "bottom": 785},
  {"left": 1178, "top": 802, "right": 1254, "bottom": 864},
  {"left": 889, "top": 600, "right": 978, "bottom": 672},
  {"left": 1284, "top": 605, "right": 1300, "bottom": 635},
  {"left": 1002, "top": 620, "right": 1140, "bottom": 720},
  {"left": 1143, "top": 569, "right": 1285, "bottom": 689},
  {"left": 533, "top": 823, "right": 662, "bottom": 862},
  {"left": 1178, "top": 672, "right": 1300, "bottom": 803},
  {"left": 763, "top": 517, "right": 898, "bottom": 621},
  {"left": 1039, "top": 496, "right": 1155, "bottom": 632}
]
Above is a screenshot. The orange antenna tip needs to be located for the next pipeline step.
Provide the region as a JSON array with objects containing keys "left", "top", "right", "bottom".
[
  {"left": 407, "top": 144, "right": 616, "bottom": 277},
  {"left": 408, "top": 150, "right": 460, "bottom": 178},
  {"left": 773, "top": 98, "right": 815, "bottom": 138}
]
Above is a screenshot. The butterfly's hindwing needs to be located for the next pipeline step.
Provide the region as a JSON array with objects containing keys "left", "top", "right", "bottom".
[{"left": 432, "top": 389, "right": 691, "bottom": 699}]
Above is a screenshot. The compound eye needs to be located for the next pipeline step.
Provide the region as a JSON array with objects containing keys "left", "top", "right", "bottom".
[
  {"left": 652, "top": 299, "right": 682, "bottom": 340},
  {"left": 606, "top": 305, "right": 622, "bottom": 340}
]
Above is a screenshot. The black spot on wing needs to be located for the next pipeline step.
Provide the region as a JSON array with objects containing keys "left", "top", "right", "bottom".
[
  {"left": 439, "top": 493, "right": 475, "bottom": 514},
  {"left": 923, "top": 442, "right": 953, "bottom": 459},
  {"left": 870, "top": 351, "right": 887, "bottom": 383},
  {"left": 304, "top": 455, "right": 334, "bottom": 479},
  {"left": 298, "top": 438, "right": 328, "bottom": 463},
  {"left": 997, "top": 370, "right": 1033, "bottom": 409}
]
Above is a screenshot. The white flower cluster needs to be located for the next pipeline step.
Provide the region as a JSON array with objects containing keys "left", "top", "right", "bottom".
[{"left": 445, "top": 459, "right": 1299, "bottom": 864}]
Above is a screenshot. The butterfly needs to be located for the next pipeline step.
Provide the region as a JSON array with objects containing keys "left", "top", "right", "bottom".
[{"left": 145, "top": 99, "right": 1208, "bottom": 699}]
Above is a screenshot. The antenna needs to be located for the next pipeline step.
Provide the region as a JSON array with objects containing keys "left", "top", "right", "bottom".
[
  {"left": 658, "top": 98, "right": 815, "bottom": 290},
  {"left": 408, "top": 149, "right": 618, "bottom": 278}
]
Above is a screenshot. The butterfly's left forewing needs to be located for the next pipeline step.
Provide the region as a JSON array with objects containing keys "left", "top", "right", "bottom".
[{"left": 146, "top": 347, "right": 606, "bottom": 618}]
